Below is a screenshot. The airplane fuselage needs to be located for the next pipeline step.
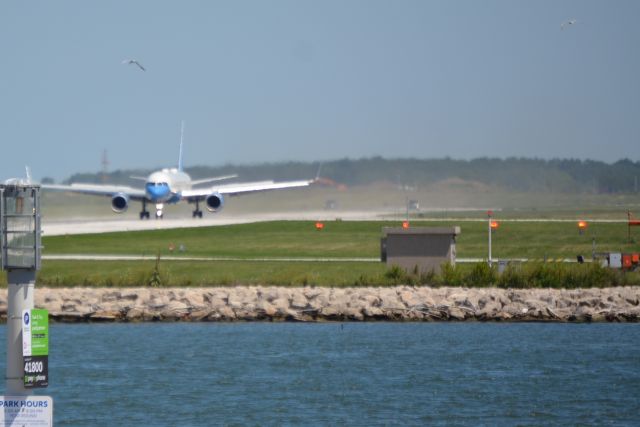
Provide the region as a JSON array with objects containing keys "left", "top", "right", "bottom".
[{"left": 145, "top": 168, "right": 192, "bottom": 204}]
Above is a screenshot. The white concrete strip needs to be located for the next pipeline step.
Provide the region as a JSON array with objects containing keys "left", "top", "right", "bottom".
[
  {"left": 457, "top": 258, "right": 586, "bottom": 263},
  {"left": 42, "top": 255, "right": 584, "bottom": 264},
  {"left": 42, "top": 254, "right": 380, "bottom": 263},
  {"left": 459, "top": 218, "right": 629, "bottom": 223}
]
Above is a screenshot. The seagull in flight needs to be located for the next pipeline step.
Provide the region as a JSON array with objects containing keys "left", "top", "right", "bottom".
[
  {"left": 561, "top": 19, "right": 577, "bottom": 30},
  {"left": 122, "top": 59, "right": 146, "bottom": 71}
]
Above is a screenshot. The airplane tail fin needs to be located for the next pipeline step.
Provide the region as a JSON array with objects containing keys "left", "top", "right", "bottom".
[
  {"left": 25, "top": 166, "right": 32, "bottom": 184},
  {"left": 178, "top": 120, "right": 185, "bottom": 172},
  {"left": 4, "top": 166, "right": 34, "bottom": 185},
  {"left": 314, "top": 163, "right": 323, "bottom": 181}
]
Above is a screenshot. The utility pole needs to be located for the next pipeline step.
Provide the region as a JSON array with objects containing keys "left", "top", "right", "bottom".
[
  {"left": 487, "top": 210, "right": 493, "bottom": 267},
  {"left": 101, "top": 149, "right": 110, "bottom": 183},
  {"left": 405, "top": 195, "right": 409, "bottom": 223}
]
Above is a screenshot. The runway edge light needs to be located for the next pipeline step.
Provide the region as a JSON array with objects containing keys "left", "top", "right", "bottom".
[{"left": 578, "top": 220, "right": 588, "bottom": 234}]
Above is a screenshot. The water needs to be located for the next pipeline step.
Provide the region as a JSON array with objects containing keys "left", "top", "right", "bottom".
[{"left": 1, "top": 323, "right": 639, "bottom": 426}]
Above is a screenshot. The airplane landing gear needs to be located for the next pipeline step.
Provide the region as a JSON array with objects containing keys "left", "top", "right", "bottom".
[
  {"left": 155, "top": 203, "right": 164, "bottom": 219},
  {"left": 140, "top": 200, "right": 150, "bottom": 220},
  {"left": 192, "top": 200, "right": 203, "bottom": 218}
]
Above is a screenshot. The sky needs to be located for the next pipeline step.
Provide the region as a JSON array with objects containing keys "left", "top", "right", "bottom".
[{"left": 1, "top": 0, "right": 639, "bottom": 181}]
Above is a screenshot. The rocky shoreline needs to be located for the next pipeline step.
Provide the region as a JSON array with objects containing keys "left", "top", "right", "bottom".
[{"left": 1, "top": 286, "right": 639, "bottom": 323}]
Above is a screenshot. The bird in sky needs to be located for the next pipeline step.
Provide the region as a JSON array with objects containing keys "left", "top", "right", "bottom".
[
  {"left": 561, "top": 19, "right": 578, "bottom": 30},
  {"left": 121, "top": 59, "right": 146, "bottom": 71}
]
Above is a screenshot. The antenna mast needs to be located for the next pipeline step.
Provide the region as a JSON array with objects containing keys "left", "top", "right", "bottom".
[
  {"left": 178, "top": 120, "right": 185, "bottom": 172},
  {"left": 101, "top": 149, "right": 110, "bottom": 183}
]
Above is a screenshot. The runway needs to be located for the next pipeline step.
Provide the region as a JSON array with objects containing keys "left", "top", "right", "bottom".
[{"left": 41, "top": 210, "right": 387, "bottom": 236}]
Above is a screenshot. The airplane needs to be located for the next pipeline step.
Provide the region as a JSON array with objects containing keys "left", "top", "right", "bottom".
[{"left": 42, "top": 125, "right": 315, "bottom": 219}]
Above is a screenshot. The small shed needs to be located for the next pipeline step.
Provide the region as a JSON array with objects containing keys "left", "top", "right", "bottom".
[{"left": 381, "top": 226, "right": 460, "bottom": 274}]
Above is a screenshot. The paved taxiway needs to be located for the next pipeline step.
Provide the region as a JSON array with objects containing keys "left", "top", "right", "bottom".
[{"left": 41, "top": 210, "right": 386, "bottom": 236}]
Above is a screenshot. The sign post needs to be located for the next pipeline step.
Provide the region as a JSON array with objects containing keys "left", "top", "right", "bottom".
[
  {"left": 1, "top": 182, "right": 52, "bottom": 425},
  {"left": 628, "top": 211, "right": 640, "bottom": 243}
]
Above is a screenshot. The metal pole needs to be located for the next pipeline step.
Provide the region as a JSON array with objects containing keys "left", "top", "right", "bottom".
[
  {"left": 405, "top": 195, "right": 409, "bottom": 223},
  {"left": 6, "top": 270, "right": 35, "bottom": 396},
  {"left": 2, "top": 184, "right": 41, "bottom": 396},
  {"left": 488, "top": 211, "right": 492, "bottom": 267}
]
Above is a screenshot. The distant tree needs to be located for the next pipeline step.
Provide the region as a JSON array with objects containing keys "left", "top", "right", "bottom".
[{"left": 57, "top": 157, "right": 640, "bottom": 194}]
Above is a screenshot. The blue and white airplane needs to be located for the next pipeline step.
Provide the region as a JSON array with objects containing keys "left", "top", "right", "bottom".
[{"left": 43, "top": 126, "right": 315, "bottom": 219}]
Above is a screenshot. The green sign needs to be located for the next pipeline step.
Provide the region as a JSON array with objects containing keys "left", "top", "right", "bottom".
[
  {"left": 29, "top": 309, "right": 49, "bottom": 356},
  {"left": 22, "top": 309, "right": 49, "bottom": 388}
]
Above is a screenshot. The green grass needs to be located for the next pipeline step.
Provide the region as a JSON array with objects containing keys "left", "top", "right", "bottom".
[
  {"left": 384, "top": 262, "right": 640, "bottom": 289},
  {"left": 1, "top": 219, "right": 638, "bottom": 288},
  {"left": 30, "top": 182, "right": 640, "bottom": 288},
  {"left": 2, "top": 258, "right": 634, "bottom": 289},
  {"left": 42, "top": 220, "right": 640, "bottom": 260},
  {"left": 20, "top": 260, "right": 386, "bottom": 288}
]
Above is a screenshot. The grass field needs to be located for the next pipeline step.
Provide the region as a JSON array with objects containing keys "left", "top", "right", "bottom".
[
  {"left": 8, "top": 184, "right": 639, "bottom": 288},
  {"left": 42, "top": 219, "right": 640, "bottom": 259},
  {"left": 30, "top": 259, "right": 389, "bottom": 287},
  {"left": 0, "top": 218, "right": 633, "bottom": 288}
]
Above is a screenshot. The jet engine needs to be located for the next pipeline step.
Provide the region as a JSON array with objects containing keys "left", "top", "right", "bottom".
[
  {"left": 205, "top": 192, "right": 224, "bottom": 212},
  {"left": 111, "top": 193, "right": 129, "bottom": 213}
]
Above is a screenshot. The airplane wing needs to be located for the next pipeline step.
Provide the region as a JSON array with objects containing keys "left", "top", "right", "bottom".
[
  {"left": 42, "top": 183, "right": 147, "bottom": 200},
  {"left": 180, "top": 179, "right": 314, "bottom": 200},
  {"left": 126, "top": 174, "right": 239, "bottom": 185},
  {"left": 191, "top": 174, "right": 239, "bottom": 186}
]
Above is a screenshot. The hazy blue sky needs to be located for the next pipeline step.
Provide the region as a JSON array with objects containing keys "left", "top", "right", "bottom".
[{"left": 1, "top": 1, "right": 639, "bottom": 181}]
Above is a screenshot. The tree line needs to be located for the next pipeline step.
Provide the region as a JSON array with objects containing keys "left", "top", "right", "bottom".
[{"left": 59, "top": 157, "right": 640, "bottom": 194}]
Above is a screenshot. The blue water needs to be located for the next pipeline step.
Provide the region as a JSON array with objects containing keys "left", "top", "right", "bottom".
[{"left": 1, "top": 323, "right": 639, "bottom": 426}]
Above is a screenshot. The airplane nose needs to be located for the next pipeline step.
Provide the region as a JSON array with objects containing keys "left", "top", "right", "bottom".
[{"left": 145, "top": 183, "right": 170, "bottom": 201}]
